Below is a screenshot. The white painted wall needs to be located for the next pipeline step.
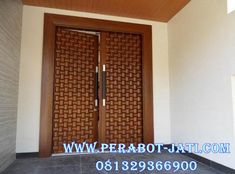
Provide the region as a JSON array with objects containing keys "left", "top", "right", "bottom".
[
  {"left": 16, "top": 5, "right": 170, "bottom": 152},
  {"left": 169, "top": 0, "right": 235, "bottom": 169},
  {"left": 227, "top": 0, "right": 235, "bottom": 13}
]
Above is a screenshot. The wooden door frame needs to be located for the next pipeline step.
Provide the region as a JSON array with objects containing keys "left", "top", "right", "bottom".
[{"left": 39, "top": 13, "right": 153, "bottom": 157}]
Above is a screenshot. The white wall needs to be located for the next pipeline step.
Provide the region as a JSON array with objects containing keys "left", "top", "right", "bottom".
[
  {"left": 169, "top": 0, "right": 235, "bottom": 169},
  {"left": 16, "top": 5, "right": 170, "bottom": 152},
  {"left": 227, "top": 0, "right": 235, "bottom": 13}
]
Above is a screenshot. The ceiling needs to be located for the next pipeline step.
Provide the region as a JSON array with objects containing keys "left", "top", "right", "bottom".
[{"left": 22, "top": 0, "right": 190, "bottom": 22}]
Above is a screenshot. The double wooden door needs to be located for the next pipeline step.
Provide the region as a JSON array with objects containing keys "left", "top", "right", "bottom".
[{"left": 52, "top": 27, "right": 143, "bottom": 153}]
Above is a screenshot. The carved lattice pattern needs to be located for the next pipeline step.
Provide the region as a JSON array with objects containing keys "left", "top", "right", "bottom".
[
  {"left": 104, "top": 32, "right": 143, "bottom": 145},
  {"left": 52, "top": 27, "right": 98, "bottom": 153}
]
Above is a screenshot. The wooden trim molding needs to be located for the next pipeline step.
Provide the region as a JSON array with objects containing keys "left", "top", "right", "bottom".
[{"left": 39, "top": 13, "right": 153, "bottom": 157}]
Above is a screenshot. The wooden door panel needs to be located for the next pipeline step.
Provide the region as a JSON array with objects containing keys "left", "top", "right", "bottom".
[
  {"left": 40, "top": 14, "right": 153, "bottom": 157},
  {"left": 52, "top": 27, "right": 98, "bottom": 153},
  {"left": 100, "top": 32, "right": 143, "bottom": 145}
]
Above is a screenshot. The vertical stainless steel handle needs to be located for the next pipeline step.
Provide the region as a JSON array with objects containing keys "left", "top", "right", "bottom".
[
  {"left": 95, "top": 66, "right": 98, "bottom": 107},
  {"left": 102, "top": 64, "right": 106, "bottom": 106}
]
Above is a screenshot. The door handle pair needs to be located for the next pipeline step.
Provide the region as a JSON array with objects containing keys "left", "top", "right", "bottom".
[{"left": 95, "top": 65, "right": 106, "bottom": 107}]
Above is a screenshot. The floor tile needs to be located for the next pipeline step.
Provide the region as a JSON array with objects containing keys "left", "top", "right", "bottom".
[{"left": 1, "top": 153, "right": 227, "bottom": 174}]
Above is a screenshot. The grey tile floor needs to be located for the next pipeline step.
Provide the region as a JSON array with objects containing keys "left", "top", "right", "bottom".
[{"left": 2, "top": 152, "right": 227, "bottom": 174}]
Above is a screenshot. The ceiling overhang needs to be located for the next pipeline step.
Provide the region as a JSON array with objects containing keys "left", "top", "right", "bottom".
[{"left": 22, "top": 0, "right": 190, "bottom": 22}]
